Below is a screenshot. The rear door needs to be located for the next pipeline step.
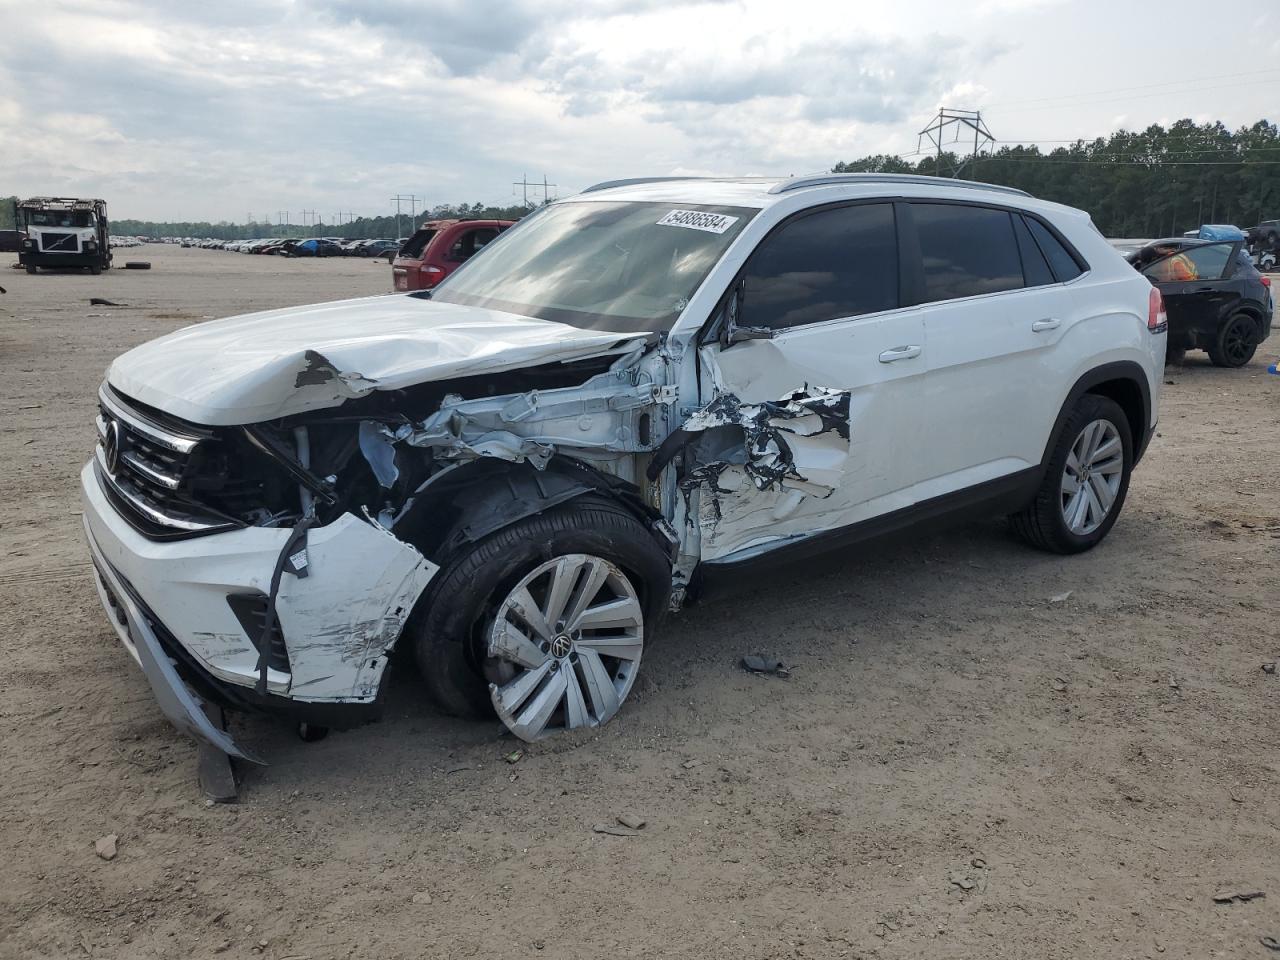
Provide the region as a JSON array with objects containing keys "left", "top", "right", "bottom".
[
  {"left": 900, "top": 201, "right": 1087, "bottom": 497},
  {"left": 691, "top": 201, "right": 929, "bottom": 561},
  {"left": 1141, "top": 241, "right": 1235, "bottom": 335}
]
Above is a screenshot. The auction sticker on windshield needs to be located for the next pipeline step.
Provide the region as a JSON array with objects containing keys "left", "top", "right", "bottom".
[{"left": 657, "top": 209, "right": 740, "bottom": 234}]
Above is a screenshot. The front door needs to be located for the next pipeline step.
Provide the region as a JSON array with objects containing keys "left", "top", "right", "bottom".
[{"left": 686, "top": 201, "right": 929, "bottom": 562}]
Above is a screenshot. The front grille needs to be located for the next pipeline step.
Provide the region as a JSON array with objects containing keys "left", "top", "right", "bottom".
[
  {"left": 96, "top": 384, "right": 243, "bottom": 539},
  {"left": 227, "top": 593, "right": 291, "bottom": 674},
  {"left": 39, "top": 231, "right": 79, "bottom": 253}
]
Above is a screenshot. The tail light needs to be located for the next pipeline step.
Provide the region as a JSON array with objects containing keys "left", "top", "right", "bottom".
[
  {"left": 1261, "top": 276, "right": 1271, "bottom": 289},
  {"left": 1147, "top": 286, "right": 1167, "bottom": 333},
  {"left": 421, "top": 265, "right": 445, "bottom": 287}
]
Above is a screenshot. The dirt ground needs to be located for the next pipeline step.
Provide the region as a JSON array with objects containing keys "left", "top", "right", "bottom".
[{"left": 1, "top": 245, "right": 1278, "bottom": 960}]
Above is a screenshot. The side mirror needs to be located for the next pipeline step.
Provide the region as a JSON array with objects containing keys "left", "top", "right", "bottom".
[{"left": 719, "top": 279, "right": 775, "bottom": 348}]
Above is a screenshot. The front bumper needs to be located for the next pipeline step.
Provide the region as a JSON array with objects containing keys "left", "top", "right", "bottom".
[{"left": 80, "top": 462, "right": 438, "bottom": 747}]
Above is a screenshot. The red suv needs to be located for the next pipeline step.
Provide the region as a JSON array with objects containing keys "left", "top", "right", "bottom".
[{"left": 391, "top": 219, "right": 515, "bottom": 291}]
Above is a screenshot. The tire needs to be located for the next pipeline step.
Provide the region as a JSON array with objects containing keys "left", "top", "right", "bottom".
[
  {"left": 1009, "top": 393, "right": 1133, "bottom": 554},
  {"left": 407, "top": 495, "right": 672, "bottom": 724},
  {"left": 88, "top": 264, "right": 101, "bottom": 275},
  {"left": 25, "top": 265, "right": 36, "bottom": 275},
  {"left": 1207, "top": 312, "right": 1258, "bottom": 368}
]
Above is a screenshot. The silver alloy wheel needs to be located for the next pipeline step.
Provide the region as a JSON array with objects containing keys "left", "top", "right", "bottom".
[
  {"left": 486, "top": 553, "right": 644, "bottom": 742},
  {"left": 1060, "top": 418, "right": 1124, "bottom": 535}
]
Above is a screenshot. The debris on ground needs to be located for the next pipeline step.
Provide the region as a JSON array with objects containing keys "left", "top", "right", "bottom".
[
  {"left": 1051, "top": 677, "right": 1068, "bottom": 693},
  {"left": 88, "top": 298, "right": 124, "bottom": 306},
  {"left": 1049, "top": 591, "right": 1073, "bottom": 603},
  {"left": 592, "top": 822, "right": 640, "bottom": 837},
  {"left": 411, "top": 891, "right": 433, "bottom": 905},
  {"left": 681, "top": 759, "right": 700, "bottom": 769},
  {"left": 741, "top": 655, "right": 791, "bottom": 678},
  {"left": 1212, "top": 890, "right": 1265, "bottom": 904},
  {"left": 94, "top": 834, "right": 118, "bottom": 861},
  {"left": 502, "top": 749, "right": 523, "bottom": 764},
  {"left": 948, "top": 871, "right": 976, "bottom": 891},
  {"left": 1263, "top": 663, "right": 1276, "bottom": 675},
  {"left": 123, "top": 261, "right": 152, "bottom": 270},
  {"left": 1260, "top": 935, "right": 1280, "bottom": 951},
  {"left": 617, "top": 812, "right": 646, "bottom": 830}
]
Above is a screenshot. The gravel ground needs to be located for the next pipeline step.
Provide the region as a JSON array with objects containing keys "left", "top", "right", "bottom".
[{"left": 1, "top": 246, "right": 1278, "bottom": 960}]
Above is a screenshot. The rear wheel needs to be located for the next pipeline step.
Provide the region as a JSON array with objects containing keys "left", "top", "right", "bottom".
[
  {"left": 25, "top": 265, "right": 36, "bottom": 275},
  {"left": 1010, "top": 394, "right": 1133, "bottom": 554},
  {"left": 408, "top": 496, "right": 671, "bottom": 739},
  {"left": 1207, "top": 312, "right": 1258, "bottom": 368}
]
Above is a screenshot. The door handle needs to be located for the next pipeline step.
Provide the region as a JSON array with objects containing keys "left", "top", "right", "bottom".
[
  {"left": 1190, "top": 286, "right": 1215, "bottom": 293},
  {"left": 1031, "top": 318, "right": 1062, "bottom": 332},
  {"left": 878, "top": 344, "right": 922, "bottom": 363}
]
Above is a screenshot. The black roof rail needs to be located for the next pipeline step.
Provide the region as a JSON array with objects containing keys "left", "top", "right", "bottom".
[{"left": 767, "top": 173, "right": 1031, "bottom": 198}]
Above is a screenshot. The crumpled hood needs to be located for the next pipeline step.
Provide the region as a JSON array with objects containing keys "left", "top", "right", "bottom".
[{"left": 106, "top": 294, "right": 649, "bottom": 425}]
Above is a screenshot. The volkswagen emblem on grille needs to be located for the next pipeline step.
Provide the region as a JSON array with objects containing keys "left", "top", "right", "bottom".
[{"left": 102, "top": 419, "right": 122, "bottom": 475}]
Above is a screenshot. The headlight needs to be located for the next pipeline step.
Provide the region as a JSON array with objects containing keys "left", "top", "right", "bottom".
[
  {"left": 21, "top": 238, "right": 33, "bottom": 248},
  {"left": 85, "top": 239, "right": 97, "bottom": 249}
]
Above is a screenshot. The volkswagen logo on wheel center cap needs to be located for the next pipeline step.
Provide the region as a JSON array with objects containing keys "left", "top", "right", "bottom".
[
  {"left": 550, "top": 634, "right": 573, "bottom": 659},
  {"left": 102, "top": 419, "right": 122, "bottom": 475}
]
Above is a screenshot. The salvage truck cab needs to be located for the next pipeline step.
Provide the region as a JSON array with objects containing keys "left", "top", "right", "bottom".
[
  {"left": 82, "top": 174, "right": 1165, "bottom": 763},
  {"left": 17, "top": 197, "right": 112, "bottom": 274}
]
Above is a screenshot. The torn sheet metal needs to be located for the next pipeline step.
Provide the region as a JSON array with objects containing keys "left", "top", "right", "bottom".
[
  {"left": 105, "top": 294, "right": 651, "bottom": 425},
  {"left": 679, "top": 386, "right": 850, "bottom": 496},
  {"left": 368, "top": 361, "right": 676, "bottom": 470},
  {"left": 668, "top": 386, "right": 852, "bottom": 565}
]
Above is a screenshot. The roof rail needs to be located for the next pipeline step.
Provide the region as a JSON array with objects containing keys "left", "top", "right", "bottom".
[
  {"left": 580, "top": 176, "right": 720, "bottom": 194},
  {"left": 768, "top": 173, "right": 1031, "bottom": 198}
]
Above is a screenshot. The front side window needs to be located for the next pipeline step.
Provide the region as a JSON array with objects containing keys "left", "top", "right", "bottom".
[
  {"left": 912, "top": 203, "right": 1023, "bottom": 303},
  {"left": 738, "top": 203, "right": 898, "bottom": 330},
  {"left": 1143, "top": 242, "right": 1233, "bottom": 282},
  {"left": 429, "top": 201, "right": 757, "bottom": 333}
]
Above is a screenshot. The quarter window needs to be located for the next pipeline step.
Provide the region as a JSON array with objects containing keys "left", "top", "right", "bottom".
[
  {"left": 739, "top": 203, "right": 898, "bottom": 330},
  {"left": 1012, "top": 215, "right": 1054, "bottom": 287},
  {"left": 1025, "top": 216, "right": 1084, "bottom": 282},
  {"left": 912, "top": 203, "right": 1023, "bottom": 303}
]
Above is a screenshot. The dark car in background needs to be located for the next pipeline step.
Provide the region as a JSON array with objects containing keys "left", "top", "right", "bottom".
[
  {"left": 391, "top": 219, "right": 515, "bottom": 291},
  {"left": 1129, "top": 238, "right": 1273, "bottom": 367},
  {"left": 359, "top": 239, "right": 401, "bottom": 259},
  {"left": 289, "top": 238, "right": 345, "bottom": 258},
  {"left": 1246, "top": 219, "right": 1279, "bottom": 253}
]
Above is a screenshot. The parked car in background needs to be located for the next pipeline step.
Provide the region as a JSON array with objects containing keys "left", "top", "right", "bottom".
[
  {"left": 1246, "top": 219, "right": 1279, "bottom": 252},
  {"left": 359, "top": 239, "right": 401, "bottom": 259},
  {"left": 391, "top": 219, "right": 515, "bottom": 291},
  {"left": 289, "top": 238, "right": 345, "bottom": 258},
  {"left": 1129, "top": 238, "right": 1273, "bottom": 366}
]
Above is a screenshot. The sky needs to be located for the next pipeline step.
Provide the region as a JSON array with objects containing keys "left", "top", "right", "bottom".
[{"left": 1, "top": 0, "right": 1277, "bottom": 223}]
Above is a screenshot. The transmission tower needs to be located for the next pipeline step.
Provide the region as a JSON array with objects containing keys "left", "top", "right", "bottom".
[{"left": 918, "top": 109, "right": 995, "bottom": 177}]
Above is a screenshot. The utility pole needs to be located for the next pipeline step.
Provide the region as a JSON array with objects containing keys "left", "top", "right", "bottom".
[
  {"left": 390, "top": 195, "right": 419, "bottom": 240},
  {"left": 513, "top": 174, "right": 558, "bottom": 208},
  {"left": 918, "top": 109, "right": 995, "bottom": 178}
]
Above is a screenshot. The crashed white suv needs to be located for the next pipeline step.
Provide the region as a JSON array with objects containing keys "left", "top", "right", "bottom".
[{"left": 83, "top": 174, "right": 1165, "bottom": 760}]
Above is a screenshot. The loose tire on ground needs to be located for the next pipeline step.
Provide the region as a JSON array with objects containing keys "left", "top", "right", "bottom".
[
  {"left": 1009, "top": 393, "right": 1133, "bottom": 555},
  {"left": 406, "top": 495, "right": 672, "bottom": 723},
  {"left": 124, "top": 261, "right": 151, "bottom": 270},
  {"left": 1206, "top": 312, "right": 1258, "bottom": 368}
]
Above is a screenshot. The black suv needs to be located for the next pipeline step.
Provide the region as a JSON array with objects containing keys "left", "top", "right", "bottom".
[{"left": 1129, "top": 238, "right": 1274, "bottom": 367}]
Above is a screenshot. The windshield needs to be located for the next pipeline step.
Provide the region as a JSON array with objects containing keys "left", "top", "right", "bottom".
[
  {"left": 27, "top": 209, "right": 94, "bottom": 228},
  {"left": 427, "top": 200, "right": 758, "bottom": 332}
]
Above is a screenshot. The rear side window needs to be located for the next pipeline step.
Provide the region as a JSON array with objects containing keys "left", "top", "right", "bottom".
[
  {"left": 449, "top": 227, "right": 499, "bottom": 261},
  {"left": 739, "top": 203, "right": 898, "bottom": 330},
  {"left": 912, "top": 203, "right": 1023, "bottom": 303},
  {"left": 1025, "top": 217, "right": 1084, "bottom": 282}
]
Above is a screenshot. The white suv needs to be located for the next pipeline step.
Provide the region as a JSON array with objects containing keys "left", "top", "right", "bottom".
[{"left": 82, "top": 174, "right": 1165, "bottom": 760}]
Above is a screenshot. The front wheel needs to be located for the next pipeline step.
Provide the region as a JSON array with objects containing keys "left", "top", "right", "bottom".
[
  {"left": 25, "top": 265, "right": 36, "bottom": 275},
  {"left": 1010, "top": 394, "right": 1133, "bottom": 554},
  {"left": 407, "top": 495, "right": 672, "bottom": 741},
  {"left": 1207, "top": 313, "right": 1258, "bottom": 368}
]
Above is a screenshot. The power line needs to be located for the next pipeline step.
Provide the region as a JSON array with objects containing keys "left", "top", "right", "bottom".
[{"left": 984, "top": 68, "right": 1280, "bottom": 109}]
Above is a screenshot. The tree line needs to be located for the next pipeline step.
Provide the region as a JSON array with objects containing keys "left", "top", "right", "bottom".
[
  {"left": 108, "top": 201, "right": 537, "bottom": 241},
  {"left": 833, "top": 119, "right": 1278, "bottom": 238}
]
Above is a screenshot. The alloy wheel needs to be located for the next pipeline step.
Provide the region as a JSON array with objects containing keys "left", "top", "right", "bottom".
[
  {"left": 486, "top": 554, "right": 644, "bottom": 742},
  {"left": 1222, "top": 316, "right": 1255, "bottom": 366},
  {"left": 1060, "top": 419, "right": 1123, "bottom": 536}
]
